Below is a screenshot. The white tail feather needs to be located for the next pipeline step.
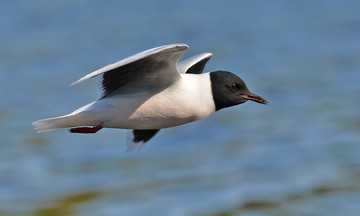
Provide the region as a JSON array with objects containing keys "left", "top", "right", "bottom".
[{"left": 32, "top": 113, "right": 99, "bottom": 132}]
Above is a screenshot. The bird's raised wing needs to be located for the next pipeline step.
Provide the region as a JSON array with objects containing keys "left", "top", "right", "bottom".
[
  {"left": 72, "top": 44, "right": 189, "bottom": 97},
  {"left": 177, "top": 52, "right": 212, "bottom": 74}
]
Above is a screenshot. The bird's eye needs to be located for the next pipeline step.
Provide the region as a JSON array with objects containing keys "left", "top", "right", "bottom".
[{"left": 231, "top": 83, "right": 239, "bottom": 89}]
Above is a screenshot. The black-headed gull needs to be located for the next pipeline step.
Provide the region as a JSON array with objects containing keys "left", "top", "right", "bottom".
[{"left": 33, "top": 44, "right": 267, "bottom": 150}]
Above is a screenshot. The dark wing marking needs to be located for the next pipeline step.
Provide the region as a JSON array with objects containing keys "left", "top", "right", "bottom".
[
  {"left": 177, "top": 52, "right": 212, "bottom": 74},
  {"left": 185, "top": 57, "right": 211, "bottom": 74},
  {"left": 72, "top": 44, "right": 189, "bottom": 97},
  {"left": 133, "top": 129, "right": 160, "bottom": 143},
  {"left": 100, "top": 57, "right": 171, "bottom": 96},
  {"left": 126, "top": 129, "right": 160, "bottom": 152}
]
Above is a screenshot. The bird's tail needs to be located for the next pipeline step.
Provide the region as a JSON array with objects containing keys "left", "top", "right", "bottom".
[
  {"left": 33, "top": 101, "right": 102, "bottom": 132},
  {"left": 32, "top": 112, "right": 99, "bottom": 132}
]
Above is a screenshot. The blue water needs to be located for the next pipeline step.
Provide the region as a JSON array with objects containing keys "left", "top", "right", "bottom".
[{"left": 1, "top": 1, "right": 360, "bottom": 215}]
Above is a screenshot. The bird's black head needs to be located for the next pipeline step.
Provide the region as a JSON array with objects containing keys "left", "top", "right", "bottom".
[{"left": 210, "top": 71, "right": 268, "bottom": 111}]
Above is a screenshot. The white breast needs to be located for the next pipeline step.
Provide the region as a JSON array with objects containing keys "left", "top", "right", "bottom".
[{"left": 84, "top": 73, "right": 216, "bottom": 129}]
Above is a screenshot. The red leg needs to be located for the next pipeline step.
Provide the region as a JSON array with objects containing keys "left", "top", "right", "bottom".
[{"left": 69, "top": 125, "right": 103, "bottom": 134}]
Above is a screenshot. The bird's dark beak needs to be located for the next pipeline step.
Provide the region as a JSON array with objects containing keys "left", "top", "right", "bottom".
[{"left": 239, "top": 93, "right": 268, "bottom": 105}]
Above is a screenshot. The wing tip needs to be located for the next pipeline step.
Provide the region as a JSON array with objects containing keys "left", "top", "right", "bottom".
[
  {"left": 176, "top": 43, "right": 189, "bottom": 49},
  {"left": 175, "top": 44, "right": 189, "bottom": 51},
  {"left": 204, "top": 52, "right": 213, "bottom": 58},
  {"left": 71, "top": 74, "right": 92, "bottom": 86},
  {"left": 70, "top": 78, "right": 83, "bottom": 86}
]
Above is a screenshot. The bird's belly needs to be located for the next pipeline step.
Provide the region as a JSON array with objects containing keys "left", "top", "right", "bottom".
[
  {"left": 126, "top": 105, "right": 198, "bottom": 129},
  {"left": 99, "top": 93, "right": 203, "bottom": 129}
]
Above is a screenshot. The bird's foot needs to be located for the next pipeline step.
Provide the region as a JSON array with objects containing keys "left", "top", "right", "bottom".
[{"left": 69, "top": 125, "right": 103, "bottom": 133}]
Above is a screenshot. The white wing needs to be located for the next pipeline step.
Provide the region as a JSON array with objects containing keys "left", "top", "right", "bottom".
[
  {"left": 71, "top": 44, "right": 189, "bottom": 97},
  {"left": 72, "top": 44, "right": 188, "bottom": 85}
]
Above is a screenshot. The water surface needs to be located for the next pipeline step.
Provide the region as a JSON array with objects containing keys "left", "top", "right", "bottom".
[{"left": 1, "top": 1, "right": 360, "bottom": 215}]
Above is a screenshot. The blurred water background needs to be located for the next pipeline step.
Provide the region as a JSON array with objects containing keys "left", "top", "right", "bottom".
[{"left": 1, "top": 1, "right": 360, "bottom": 215}]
